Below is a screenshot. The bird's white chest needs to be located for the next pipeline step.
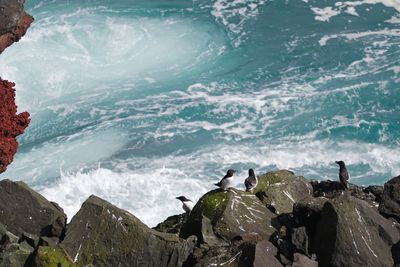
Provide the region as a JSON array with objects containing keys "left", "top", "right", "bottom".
[
  {"left": 221, "top": 177, "right": 233, "bottom": 190},
  {"left": 183, "top": 201, "right": 194, "bottom": 212}
]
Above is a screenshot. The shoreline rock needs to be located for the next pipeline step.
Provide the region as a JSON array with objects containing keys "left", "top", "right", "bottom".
[
  {"left": 0, "top": 0, "right": 32, "bottom": 174},
  {"left": 0, "top": 171, "right": 399, "bottom": 267}
]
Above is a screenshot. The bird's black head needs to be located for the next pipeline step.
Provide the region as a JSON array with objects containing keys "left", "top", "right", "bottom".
[
  {"left": 335, "top": 161, "right": 346, "bottom": 167},
  {"left": 176, "top": 196, "right": 190, "bottom": 202},
  {"left": 249, "top": 169, "right": 255, "bottom": 176},
  {"left": 227, "top": 169, "right": 236, "bottom": 177}
]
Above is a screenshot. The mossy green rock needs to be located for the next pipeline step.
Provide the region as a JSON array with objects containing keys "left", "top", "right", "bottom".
[
  {"left": 0, "top": 179, "right": 66, "bottom": 238},
  {"left": 33, "top": 246, "right": 76, "bottom": 267},
  {"left": 315, "top": 193, "right": 400, "bottom": 267},
  {"left": 181, "top": 189, "right": 276, "bottom": 242},
  {"left": 62, "top": 195, "right": 196, "bottom": 267},
  {"left": 253, "top": 170, "right": 313, "bottom": 214}
]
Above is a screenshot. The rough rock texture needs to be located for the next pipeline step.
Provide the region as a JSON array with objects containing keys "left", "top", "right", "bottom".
[
  {"left": 314, "top": 193, "right": 400, "bottom": 267},
  {"left": 180, "top": 189, "right": 276, "bottom": 243},
  {"left": 0, "top": 179, "right": 67, "bottom": 239},
  {"left": 0, "top": 0, "right": 33, "bottom": 54},
  {"left": 154, "top": 213, "right": 189, "bottom": 234},
  {"left": 379, "top": 175, "right": 400, "bottom": 222},
  {"left": 62, "top": 195, "right": 196, "bottom": 267},
  {"left": 253, "top": 170, "right": 313, "bottom": 214},
  {"left": 32, "top": 246, "right": 76, "bottom": 267},
  {"left": 0, "top": 79, "right": 30, "bottom": 174}
]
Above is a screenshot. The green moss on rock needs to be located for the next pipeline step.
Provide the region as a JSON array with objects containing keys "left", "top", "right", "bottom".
[
  {"left": 253, "top": 170, "right": 296, "bottom": 193},
  {"left": 34, "top": 246, "right": 76, "bottom": 267},
  {"left": 200, "top": 191, "right": 229, "bottom": 222}
]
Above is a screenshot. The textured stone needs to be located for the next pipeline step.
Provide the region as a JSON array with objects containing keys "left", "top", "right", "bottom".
[
  {"left": 62, "top": 195, "right": 196, "bottom": 267},
  {"left": 0, "top": 179, "right": 67, "bottom": 239}
]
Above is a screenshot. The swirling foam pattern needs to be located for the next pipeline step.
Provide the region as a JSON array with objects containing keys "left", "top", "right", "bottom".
[{"left": 0, "top": 0, "right": 399, "bottom": 226}]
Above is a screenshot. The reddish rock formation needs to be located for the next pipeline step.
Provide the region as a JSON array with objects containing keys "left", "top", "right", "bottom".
[
  {"left": 0, "top": 1, "right": 32, "bottom": 173},
  {"left": 0, "top": 79, "right": 30, "bottom": 173}
]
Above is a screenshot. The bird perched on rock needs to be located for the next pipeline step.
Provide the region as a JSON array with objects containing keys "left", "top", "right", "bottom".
[
  {"left": 176, "top": 196, "right": 194, "bottom": 213},
  {"left": 335, "top": 161, "right": 349, "bottom": 189},
  {"left": 244, "top": 169, "right": 258, "bottom": 192},
  {"left": 215, "top": 169, "right": 236, "bottom": 190}
]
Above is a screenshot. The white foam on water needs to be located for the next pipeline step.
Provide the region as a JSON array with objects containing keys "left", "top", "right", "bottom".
[
  {"left": 319, "top": 28, "right": 400, "bottom": 46},
  {"left": 210, "top": 0, "right": 266, "bottom": 46},
  {"left": 311, "top": 0, "right": 400, "bottom": 23},
  {"left": 33, "top": 138, "right": 400, "bottom": 226}
]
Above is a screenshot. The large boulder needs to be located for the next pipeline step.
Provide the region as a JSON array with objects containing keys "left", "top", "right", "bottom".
[
  {"left": 252, "top": 170, "right": 313, "bottom": 214},
  {"left": 379, "top": 175, "right": 400, "bottom": 222},
  {"left": 0, "top": 0, "right": 33, "bottom": 54},
  {"left": 314, "top": 193, "right": 400, "bottom": 267},
  {"left": 0, "top": 180, "right": 67, "bottom": 239},
  {"left": 62, "top": 195, "right": 196, "bottom": 267},
  {"left": 180, "top": 189, "right": 276, "bottom": 243}
]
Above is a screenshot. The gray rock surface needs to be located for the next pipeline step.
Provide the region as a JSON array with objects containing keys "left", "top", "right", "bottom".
[
  {"left": 0, "top": 179, "right": 67, "bottom": 239},
  {"left": 62, "top": 195, "right": 196, "bottom": 267}
]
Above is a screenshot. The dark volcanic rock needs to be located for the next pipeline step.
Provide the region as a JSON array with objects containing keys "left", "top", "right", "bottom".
[
  {"left": 62, "top": 195, "right": 196, "bottom": 267},
  {"left": 154, "top": 213, "right": 189, "bottom": 234},
  {"left": 0, "top": 0, "right": 33, "bottom": 54},
  {"left": 379, "top": 175, "right": 400, "bottom": 222},
  {"left": 314, "top": 193, "right": 400, "bottom": 267},
  {"left": 0, "top": 179, "right": 67, "bottom": 239},
  {"left": 253, "top": 170, "right": 314, "bottom": 214},
  {"left": 364, "top": 185, "right": 383, "bottom": 203},
  {"left": 180, "top": 189, "right": 276, "bottom": 243}
]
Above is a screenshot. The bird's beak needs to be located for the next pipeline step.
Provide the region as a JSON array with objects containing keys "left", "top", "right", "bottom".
[
  {"left": 335, "top": 161, "right": 339, "bottom": 164},
  {"left": 175, "top": 197, "right": 179, "bottom": 199}
]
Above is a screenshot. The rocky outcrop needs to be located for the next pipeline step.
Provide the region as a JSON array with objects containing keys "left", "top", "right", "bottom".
[
  {"left": 0, "top": 179, "right": 67, "bottom": 239},
  {"left": 0, "top": 0, "right": 33, "bottom": 54},
  {"left": 0, "top": 0, "right": 32, "bottom": 174},
  {"left": 62, "top": 195, "right": 196, "bottom": 267},
  {"left": 380, "top": 175, "right": 400, "bottom": 222},
  {"left": 252, "top": 170, "right": 314, "bottom": 214},
  {"left": 312, "top": 193, "right": 399, "bottom": 267},
  {"left": 180, "top": 189, "right": 276, "bottom": 243},
  {"left": 1, "top": 171, "right": 400, "bottom": 267}
]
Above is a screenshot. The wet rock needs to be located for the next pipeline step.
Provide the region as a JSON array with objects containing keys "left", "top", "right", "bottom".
[
  {"left": 153, "top": 213, "right": 189, "bottom": 234},
  {"left": 0, "top": 180, "right": 67, "bottom": 239},
  {"left": 379, "top": 175, "right": 400, "bottom": 222},
  {"left": 253, "top": 170, "right": 313, "bottom": 214},
  {"left": 180, "top": 189, "right": 276, "bottom": 243},
  {"left": 314, "top": 193, "right": 400, "bottom": 267},
  {"left": 62, "top": 195, "right": 196, "bottom": 267}
]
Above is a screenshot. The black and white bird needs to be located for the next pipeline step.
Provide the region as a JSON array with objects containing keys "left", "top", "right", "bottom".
[
  {"left": 335, "top": 161, "right": 349, "bottom": 189},
  {"left": 215, "top": 169, "right": 236, "bottom": 190},
  {"left": 176, "top": 196, "right": 194, "bottom": 213},
  {"left": 244, "top": 169, "right": 258, "bottom": 192}
]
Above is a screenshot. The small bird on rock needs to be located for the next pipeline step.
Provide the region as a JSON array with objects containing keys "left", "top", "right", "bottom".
[
  {"left": 335, "top": 161, "right": 349, "bottom": 189},
  {"left": 215, "top": 169, "right": 236, "bottom": 190},
  {"left": 176, "top": 196, "right": 194, "bottom": 213},
  {"left": 244, "top": 169, "right": 258, "bottom": 192}
]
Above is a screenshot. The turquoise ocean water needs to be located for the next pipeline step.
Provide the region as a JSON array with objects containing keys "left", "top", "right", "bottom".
[{"left": 0, "top": 0, "right": 399, "bottom": 226}]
